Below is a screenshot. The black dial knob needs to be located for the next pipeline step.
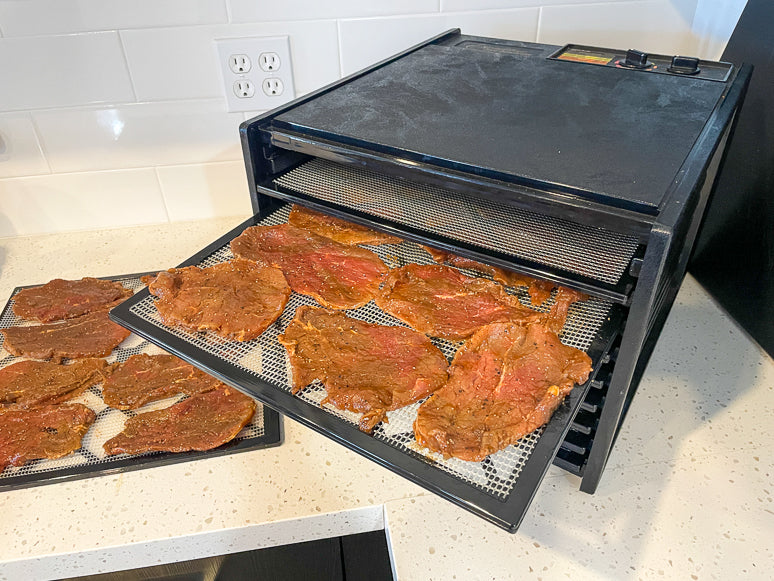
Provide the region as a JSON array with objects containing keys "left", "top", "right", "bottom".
[
  {"left": 623, "top": 49, "right": 652, "bottom": 69},
  {"left": 668, "top": 55, "right": 701, "bottom": 75}
]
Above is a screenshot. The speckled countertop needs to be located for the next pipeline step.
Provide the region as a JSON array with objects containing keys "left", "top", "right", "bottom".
[{"left": 0, "top": 217, "right": 771, "bottom": 581}]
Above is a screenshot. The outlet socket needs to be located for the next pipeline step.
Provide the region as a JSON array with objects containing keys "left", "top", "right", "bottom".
[
  {"left": 229, "top": 54, "right": 251, "bottom": 74},
  {"left": 234, "top": 80, "right": 255, "bottom": 98},
  {"left": 262, "top": 78, "right": 284, "bottom": 96},
  {"left": 215, "top": 36, "right": 294, "bottom": 113},
  {"left": 259, "top": 52, "right": 280, "bottom": 72}
]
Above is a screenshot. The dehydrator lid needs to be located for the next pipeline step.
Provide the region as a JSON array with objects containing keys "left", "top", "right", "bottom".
[{"left": 272, "top": 37, "right": 729, "bottom": 214}]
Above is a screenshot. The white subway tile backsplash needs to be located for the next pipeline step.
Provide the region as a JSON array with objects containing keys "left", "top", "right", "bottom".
[
  {"left": 157, "top": 161, "right": 252, "bottom": 222},
  {"left": 539, "top": 0, "right": 700, "bottom": 56},
  {"left": 0, "top": 1, "right": 732, "bottom": 236},
  {"left": 120, "top": 21, "right": 340, "bottom": 102},
  {"left": 228, "top": 0, "right": 440, "bottom": 23},
  {"left": 0, "top": 169, "right": 167, "bottom": 237},
  {"left": 120, "top": 26, "right": 222, "bottom": 102},
  {"left": 0, "top": 114, "right": 49, "bottom": 178},
  {"left": 33, "top": 100, "right": 243, "bottom": 173},
  {"left": 0, "top": 32, "right": 134, "bottom": 111},
  {"left": 339, "top": 10, "right": 540, "bottom": 75},
  {"left": 0, "top": 0, "right": 227, "bottom": 36}
]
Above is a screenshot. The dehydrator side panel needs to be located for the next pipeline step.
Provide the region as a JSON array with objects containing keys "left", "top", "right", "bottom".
[{"left": 578, "top": 64, "right": 752, "bottom": 493}]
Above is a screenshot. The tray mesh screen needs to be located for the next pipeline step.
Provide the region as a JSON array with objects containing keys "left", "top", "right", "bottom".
[
  {"left": 128, "top": 205, "right": 612, "bottom": 500},
  {"left": 0, "top": 275, "right": 268, "bottom": 487},
  {"left": 274, "top": 158, "right": 640, "bottom": 285}
]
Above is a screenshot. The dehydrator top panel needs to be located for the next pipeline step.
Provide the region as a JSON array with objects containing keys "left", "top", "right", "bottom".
[{"left": 272, "top": 38, "right": 728, "bottom": 214}]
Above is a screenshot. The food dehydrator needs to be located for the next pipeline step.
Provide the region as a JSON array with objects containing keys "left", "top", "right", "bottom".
[{"left": 111, "top": 30, "right": 751, "bottom": 531}]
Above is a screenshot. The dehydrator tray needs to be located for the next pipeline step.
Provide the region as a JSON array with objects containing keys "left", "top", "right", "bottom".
[
  {"left": 0, "top": 273, "right": 283, "bottom": 492},
  {"left": 110, "top": 203, "right": 623, "bottom": 532},
  {"left": 273, "top": 158, "right": 641, "bottom": 289}
]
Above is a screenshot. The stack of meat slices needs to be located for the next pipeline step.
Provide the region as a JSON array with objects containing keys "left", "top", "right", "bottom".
[
  {"left": 0, "top": 275, "right": 260, "bottom": 474},
  {"left": 100, "top": 352, "right": 256, "bottom": 455},
  {"left": 1, "top": 277, "right": 132, "bottom": 471},
  {"left": 3, "top": 277, "right": 132, "bottom": 362},
  {"left": 232, "top": 205, "right": 593, "bottom": 458},
  {"left": 373, "top": 256, "right": 591, "bottom": 459},
  {"left": 137, "top": 203, "right": 592, "bottom": 462}
]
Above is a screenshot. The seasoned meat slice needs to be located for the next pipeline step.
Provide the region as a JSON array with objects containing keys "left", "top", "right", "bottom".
[
  {"left": 288, "top": 204, "right": 402, "bottom": 245},
  {"left": 103, "top": 387, "right": 256, "bottom": 455},
  {"left": 1, "top": 310, "right": 131, "bottom": 363},
  {"left": 12, "top": 277, "right": 133, "bottom": 323},
  {"left": 278, "top": 306, "right": 448, "bottom": 433},
  {"left": 230, "top": 224, "right": 388, "bottom": 310},
  {"left": 543, "top": 286, "right": 589, "bottom": 333},
  {"left": 147, "top": 259, "right": 290, "bottom": 342},
  {"left": 375, "top": 264, "right": 542, "bottom": 341},
  {"left": 414, "top": 322, "right": 592, "bottom": 462},
  {"left": 0, "top": 403, "right": 96, "bottom": 471},
  {"left": 102, "top": 353, "right": 222, "bottom": 410},
  {"left": 102, "top": 353, "right": 223, "bottom": 410},
  {"left": 0, "top": 358, "right": 111, "bottom": 411},
  {"left": 422, "top": 246, "right": 557, "bottom": 306}
]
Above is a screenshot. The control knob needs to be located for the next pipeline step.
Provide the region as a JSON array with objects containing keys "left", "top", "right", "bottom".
[
  {"left": 622, "top": 49, "right": 652, "bottom": 69},
  {"left": 668, "top": 55, "right": 701, "bottom": 75}
]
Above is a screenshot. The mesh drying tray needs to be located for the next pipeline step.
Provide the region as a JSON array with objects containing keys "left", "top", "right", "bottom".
[
  {"left": 110, "top": 204, "right": 623, "bottom": 532},
  {"left": 0, "top": 273, "right": 282, "bottom": 492}
]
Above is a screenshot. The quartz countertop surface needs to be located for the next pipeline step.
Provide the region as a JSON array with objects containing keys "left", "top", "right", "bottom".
[{"left": 0, "top": 217, "right": 771, "bottom": 580}]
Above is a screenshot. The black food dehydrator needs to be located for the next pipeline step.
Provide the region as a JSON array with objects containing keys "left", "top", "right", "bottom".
[{"left": 111, "top": 30, "right": 751, "bottom": 532}]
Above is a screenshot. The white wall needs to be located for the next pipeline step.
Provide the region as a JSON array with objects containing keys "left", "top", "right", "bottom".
[{"left": 0, "top": 0, "right": 743, "bottom": 237}]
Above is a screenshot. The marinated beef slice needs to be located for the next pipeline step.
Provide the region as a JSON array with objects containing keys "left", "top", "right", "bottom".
[
  {"left": 102, "top": 353, "right": 223, "bottom": 410},
  {"left": 231, "top": 224, "right": 389, "bottom": 310},
  {"left": 288, "top": 204, "right": 402, "bottom": 245},
  {"left": 0, "top": 403, "right": 96, "bottom": 471},
  {"left": 147, "top": 259, "right": 290, "bottom": 342},
  {"left": 1, "top": 310, "right": 131, "bottom": 363},
  {"left": 12, "top": 277, "right": 133, "bottom": 323},
  {"left": 0, "top": 358, "right": 111, "bottom": 411},
  {"left": 278, "top": 306, "right": 449, "bottom": 433},
  {"left": 414, "top": 322, "right": 592, "bottom": 462},
  {"left": 375, "top": 264, "right": 542, "bottom": 341},
  {"left": 103, "top": 387, "right": 256, "bottom": 455},
  {"left": 422, "top": 246, "right": 559, "bottom": 306}
]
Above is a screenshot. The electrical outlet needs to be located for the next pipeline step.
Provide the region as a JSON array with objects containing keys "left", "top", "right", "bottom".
[
  {"left": 234, "top": 80, "right": 255, "bottom": 98},
  {"left": 259, "top": 52, "right": 280, "bottom": 72},
  {"left": 215, "top": 36, "right": 295, "bottom": 113},
  {"left": 229, "top": 54, "right": 251, "bottom": 74},
  {"left": 262, "top": 78, "right": 284, "bottom": 96}
]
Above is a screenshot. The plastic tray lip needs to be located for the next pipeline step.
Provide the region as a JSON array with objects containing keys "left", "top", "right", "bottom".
[
  {"left": 109, "top": 209, "right": 623, "bottom": 533},
  {"left": 0, "top": 272, "right": 283, "bottom": 493}
]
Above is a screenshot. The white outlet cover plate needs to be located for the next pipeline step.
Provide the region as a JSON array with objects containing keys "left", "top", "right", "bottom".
[{"left": 215, "top": 36, "right": 295, "bottom": 113}]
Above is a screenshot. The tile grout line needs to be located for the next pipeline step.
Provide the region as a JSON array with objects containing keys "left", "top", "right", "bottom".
[
  {"left": 116, "top": 29, "right": 139, "bottom": 103},
  {"left": 153, "top": 166, "right": 172, "bottom": 223}
]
